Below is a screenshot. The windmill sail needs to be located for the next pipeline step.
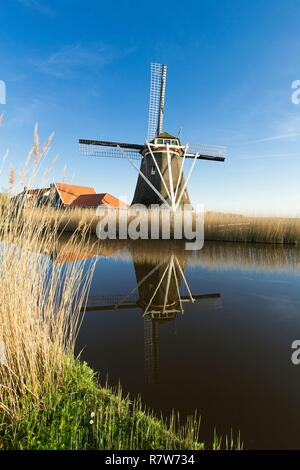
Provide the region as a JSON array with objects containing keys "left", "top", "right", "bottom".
[
  {"left": 79, "top": 139, "right": 143, "bottom": 161},
  {"left": 147, "top": 63, "right": 167, "bottom": 141},
  {"left": 186, "top": 143, "right": 227, "bottom": 161}
]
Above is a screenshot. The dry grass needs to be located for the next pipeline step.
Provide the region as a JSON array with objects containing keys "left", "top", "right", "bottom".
[
  {"left": 0, "top": 128, "right": 96, "bottom": 427},
  {"left": 0, "top": 190, "right": 94, "bottom": 420},
  {"left": 205, "top": 211, "right": 300, "bottom": 244},
  {"left": 22, "top": 205, "right": 196, "bottom": 238},
  {"left": 23, "top": 206, "right": 300, "bottom": 246}
]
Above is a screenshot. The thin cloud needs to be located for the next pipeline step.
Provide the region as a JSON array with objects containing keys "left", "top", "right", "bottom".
[
  {"left": 237, "top": 153, "right": 300, "bottom": 161},
  {"left": 32, "top": 44, "right": 115, "bottom": 79},
  {"left": 254, "top": 133, "right": 300, "bottom": 143},
  {"left": 231, "top": 113, "right": 300, "bottom": 147},
  {"left": 233, "top": 133, "right": 300, "bottom": 146},
  {"left": 18, "top": 0, "right": 55, "bottom": 16}
]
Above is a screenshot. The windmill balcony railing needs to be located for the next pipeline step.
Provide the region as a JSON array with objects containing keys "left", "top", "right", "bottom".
[{"left": 147, "top": 142, "right": 186, "bottom": 150}]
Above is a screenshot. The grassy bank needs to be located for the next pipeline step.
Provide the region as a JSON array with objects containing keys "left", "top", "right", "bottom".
[
  {"left": 0, "top": 357, "right": 206, "bottom": 450},
  {"left": 1, "top": 356, "right": 241, "bottom": 450},
  {"left": 0, "top": 128, "right": 241, "bottom": 450}
]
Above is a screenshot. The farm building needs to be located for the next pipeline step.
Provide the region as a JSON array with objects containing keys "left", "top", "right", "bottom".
[{"left": 15, "top": 182, "right": 128, "bottom": 209}]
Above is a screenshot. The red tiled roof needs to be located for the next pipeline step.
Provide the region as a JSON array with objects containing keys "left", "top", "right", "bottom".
[
  {"left": 70, "top": 193, "right": 105, "bottom": 207},
  {"left": 55, "top": 182, "right": 96, "bottom": 205},
  {"left": 101, "top": 193, "right": 129, "bottom": 209},
  {"left": 70, "top": 193, "right": 129, "bottom": 209}
]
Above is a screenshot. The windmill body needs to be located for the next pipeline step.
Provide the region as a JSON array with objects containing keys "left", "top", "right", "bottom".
[
  {"left": 132, "top": 132, "right": 191, "bottom": 207},
  {"left": 80, "top": 63, "right": 226, "bottom": 211}
]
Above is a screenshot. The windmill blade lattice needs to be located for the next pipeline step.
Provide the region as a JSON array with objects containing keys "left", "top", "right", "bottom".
[
  {"left": 79, "top": 139, "right": 143, "bottom": 161},
  {"left": 147, "top": 63, "right": 167, "bottom": 141},
  {"left": 187, "top": 143, "right": 227, "bottom": 160}
]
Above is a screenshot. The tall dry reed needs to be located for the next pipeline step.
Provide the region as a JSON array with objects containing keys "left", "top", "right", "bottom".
[
  {"left": 0, "top": 127, "right": 95, "bottom": 418},
  {"left": 26, "top": 206, "right": 300, "bottom": 245},
  {"left": 205, "top": 211, "right": 300, "bottom": 244}
]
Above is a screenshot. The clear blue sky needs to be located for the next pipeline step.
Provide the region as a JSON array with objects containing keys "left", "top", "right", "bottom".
[{"left": 1, "top": 0, "right": 300, "bottom": 215}]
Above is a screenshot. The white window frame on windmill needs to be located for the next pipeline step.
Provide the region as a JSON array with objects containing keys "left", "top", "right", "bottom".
[
  {"left": 0, "top": 80, "right": 6, "bottom": 105},
  {"left": 154, "top": 137, "right": 180, "bottom": 146}
]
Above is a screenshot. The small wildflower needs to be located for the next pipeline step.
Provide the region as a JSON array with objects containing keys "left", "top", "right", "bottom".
[
  {"left": 89, "top": 419, "right": 94, "bottom": 425},
  {"left": 90, "top": 412, "right": 95, "bottom": 418}
]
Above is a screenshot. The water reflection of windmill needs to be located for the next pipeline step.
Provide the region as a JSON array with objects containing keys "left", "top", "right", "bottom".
[{"left": 85, "top": 254, "right": 221, "bottom": 385}]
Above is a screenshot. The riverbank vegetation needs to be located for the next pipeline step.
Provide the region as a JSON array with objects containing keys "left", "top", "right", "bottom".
[
  {"left": 19, "top": 205, "right": 300, "bottom": 245},
  {"left": 205, "top": 211, "right": 300, "bottom": 244},
  {"left": 0, "top": 128, "right": 241, "bottom": 450},
  {"left": 1, "top": 358, "right": 211, "bottom": 450}
]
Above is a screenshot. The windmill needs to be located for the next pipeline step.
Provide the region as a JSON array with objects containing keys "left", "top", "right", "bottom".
[{"left": 79, "top": 63, "right": 226, "bottom": 211}]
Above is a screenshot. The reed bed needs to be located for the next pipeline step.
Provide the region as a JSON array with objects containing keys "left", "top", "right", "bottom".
[
  {"left": 24, "top": 205, "right": 300, "bottom": 246},
  {"left": 0, "top": 126, "right": 241, "bottom": 450},
  {"left": 205, "top": 211, "right": 300, "bottom": 244}
]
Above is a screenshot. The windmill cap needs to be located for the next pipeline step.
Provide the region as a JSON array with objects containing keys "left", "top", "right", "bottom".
[
  {"left": 156, "top": 131, "right": 178, "bottom": 139},
  {"left": 150, "top": 131, "right": 181, "bottom": 144}
]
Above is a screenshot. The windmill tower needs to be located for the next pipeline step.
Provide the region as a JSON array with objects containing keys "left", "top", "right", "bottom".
[{"left": 80, "top": 63, "right": 226, "bottom": 211}]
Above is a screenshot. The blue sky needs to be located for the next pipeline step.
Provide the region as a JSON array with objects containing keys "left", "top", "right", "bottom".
[{"left": 1, "top": 0, "right": 300, "bottom": 215}]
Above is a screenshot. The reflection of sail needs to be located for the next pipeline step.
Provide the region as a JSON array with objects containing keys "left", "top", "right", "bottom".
[
  {"left": 144, "top": 316, "right": 159, "bottom": 385},
  {"left": 84, "top": 254, "right": 221, "bottom": 385}
]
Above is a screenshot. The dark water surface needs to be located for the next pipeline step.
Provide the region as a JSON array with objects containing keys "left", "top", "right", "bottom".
[{"left": 69, "top": 240, "right": 300, "bottom": 449}]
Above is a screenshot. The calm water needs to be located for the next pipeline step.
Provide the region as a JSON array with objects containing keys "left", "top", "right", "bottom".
[{"left": 62, "top": 239, "right": 300, "bottom": 449}]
